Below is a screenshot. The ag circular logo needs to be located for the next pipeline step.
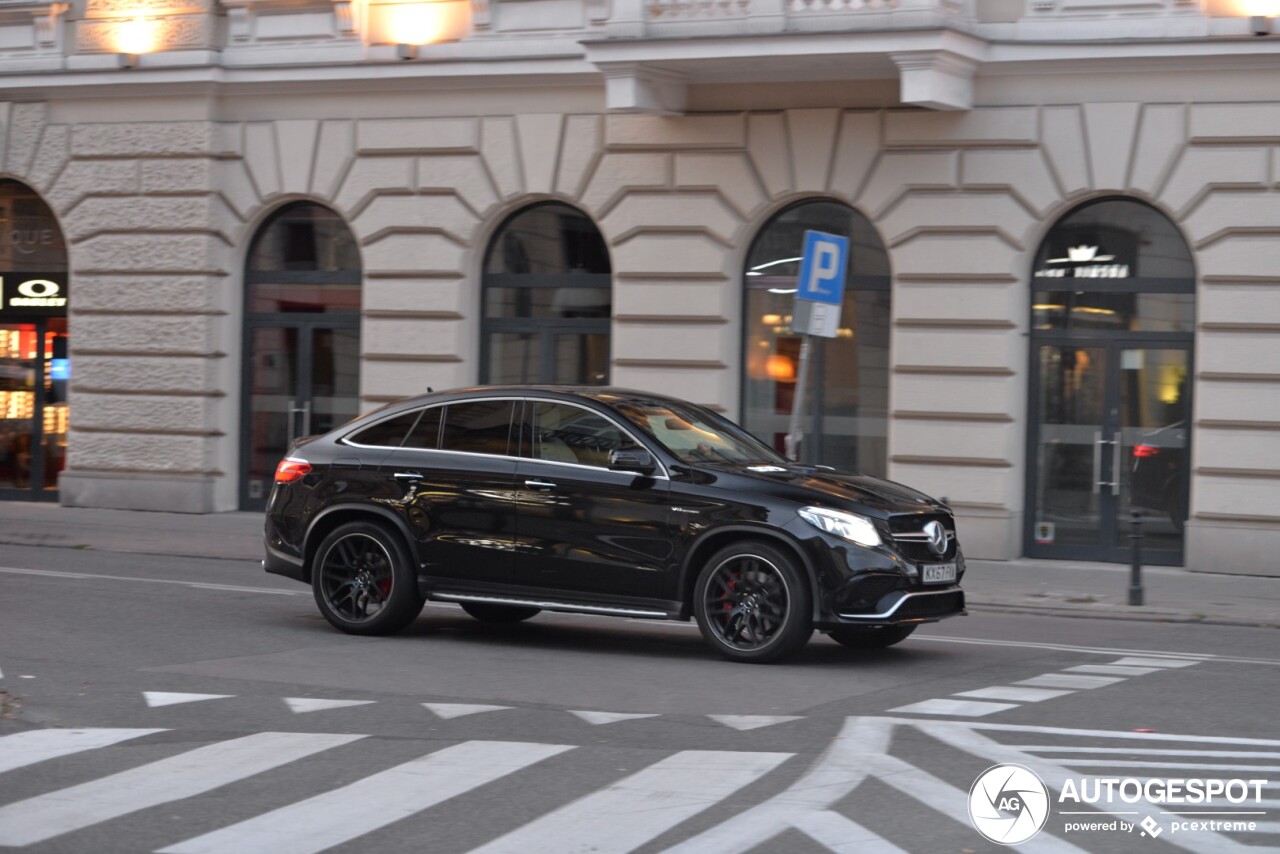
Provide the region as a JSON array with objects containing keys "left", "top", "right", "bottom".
[{"left": 968, "top": 763, "right": 1051, "bottom": 845}]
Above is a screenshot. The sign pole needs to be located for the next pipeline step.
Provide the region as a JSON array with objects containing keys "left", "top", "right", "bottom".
[
  {"left": 785, "top": 335, "right": 812, "bottom": 461},
  {"left": 785, "top": 230, "right": 850, "bottom": 464}
]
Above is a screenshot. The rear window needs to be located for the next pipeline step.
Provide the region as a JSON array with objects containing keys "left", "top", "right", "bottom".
[
  {"left": 440, "top": 400, "right": 514, "bottom": 456},
  {"left": 347, "top": 411, "right": 421, "bottom": 448}
]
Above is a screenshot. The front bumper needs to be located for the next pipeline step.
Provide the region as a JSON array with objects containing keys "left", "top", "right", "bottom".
[{"left": 832, "top": 586, "right": 965, "bottom": 626}]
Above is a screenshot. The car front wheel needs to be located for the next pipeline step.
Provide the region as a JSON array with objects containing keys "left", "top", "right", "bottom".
[
  {"left": 312, "top": 521, "right": 424, "bottom": 635},
  {"left": 693, "top": 541, "right": 813, "bottom": 663},
  {"left": 827, "top": 624, "right": 917, "bottom": 649}
]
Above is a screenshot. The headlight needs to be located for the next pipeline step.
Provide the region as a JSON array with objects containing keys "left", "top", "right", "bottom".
[{"left": 798, "top": 506, "right": 882, "bottom": 548}]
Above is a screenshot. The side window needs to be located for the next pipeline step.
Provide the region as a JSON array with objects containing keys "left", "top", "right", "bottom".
[
  {"left": 401, "top": 406, "right": 443, "bottom": 449},
  {"left": 440, "top": 400, "right": 514, "bottom": 456},
  {"left": 528, "top": 401, "right": 629, "bottom": 468},
  {"left": 346, "top": 410, "right": 421, "bottom": 448}
]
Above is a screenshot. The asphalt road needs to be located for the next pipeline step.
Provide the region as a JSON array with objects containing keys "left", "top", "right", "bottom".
[{"left": 1, "top": 543, "right": 1278, "bottom": 854}]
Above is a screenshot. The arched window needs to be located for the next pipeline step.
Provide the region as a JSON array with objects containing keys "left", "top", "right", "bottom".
[
  {"left": 1027, "top": 198, "right": 1195, "bottom": 564},
  {"left": 240, "top": 202, "right": 362, "bottom": 509},
  {"left": 481, "top": 203, "right": 611, "bottom": 385},
  {"left": 0, "top": 180, "right": 69, "bottom": 498},
  {"left": 742, "top": 200, "right": 891, "bottom": 475}
]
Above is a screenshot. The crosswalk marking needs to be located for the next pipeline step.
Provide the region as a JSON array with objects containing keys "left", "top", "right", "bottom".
[
  {"left": 790, "top": 810, "right": 909, "bottom": 853},
  {"left": 283, "top": 698, "right": 377, "bottom": 714},
  {"left": 889, "top": 698, "right": 1019, "bottom": 717},
  {"left": 0, "top": 731, "right": 363, "bottom": 847},
  {"left": 158, "top": 740, "right": 574, "bottom": 854},
  {"left": 423, "top": 702, "right": 511, "bottom": 719},
  {"left": 707, "top": 714, "right": 804, "bottom": 731},
  {"left": 1016, "top": 673, "right": 1125, "bottom": 689},
  {"left": 569, "top": 710, "right": 660, "bottom": 725},
  {"left": 1111, "top": 656, "right": 1202, "bottom": 668},
  {"left": 954, "top": 686, "right": 1075, "bottom": 703},
  {"left": 143, "top": 691, "right": 234, "bottom": 708},
  {"left": 0, "top": 728, "right": 165, "bottom": 774},
  {"left": 468, "top": 749, "right": 793, "bottom": 854},
  {"left": 1064, "top": 664, "right": 1160, "bottom": 676}
]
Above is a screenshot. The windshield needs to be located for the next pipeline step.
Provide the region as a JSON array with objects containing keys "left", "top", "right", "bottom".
[{"left": 610, "top": 398, "right": 786, "bottom": 466}]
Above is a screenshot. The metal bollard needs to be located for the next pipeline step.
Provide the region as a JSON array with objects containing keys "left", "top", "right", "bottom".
[{"left": 1128, "top": 510, "right": 1144, "bottom": 606}]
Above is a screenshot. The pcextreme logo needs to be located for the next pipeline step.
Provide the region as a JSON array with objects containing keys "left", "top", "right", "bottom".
[{"left": 968, "top": 763, "right": 1052, "bottom": 845}]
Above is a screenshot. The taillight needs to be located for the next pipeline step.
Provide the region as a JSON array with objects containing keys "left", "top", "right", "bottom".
[
  {"left": 274, "top": 458, "right": 312, "bottom": 483},
  {"left": 1132, "top": 444, "right": 1160, "bottom": 458}
]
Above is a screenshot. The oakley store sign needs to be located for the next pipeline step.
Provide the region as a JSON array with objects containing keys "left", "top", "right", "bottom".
[{"left": 0, "top": 275, "right": 68, "bottom": 315}]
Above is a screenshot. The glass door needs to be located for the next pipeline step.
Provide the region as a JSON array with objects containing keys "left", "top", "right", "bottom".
[
  {"left": 242, "top": 321, "right": 359, "bottom": 509},
  {"left": 1027, "top": 340, "right": 1191, "bottom": 564},
  {"left": 0, "top": 320, "right": 67, "bottom": 498}
]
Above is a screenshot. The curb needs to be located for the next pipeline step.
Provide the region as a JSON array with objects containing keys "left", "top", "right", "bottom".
[{"left": 967, "top": 600, "right": 1280, "bottom": 630}]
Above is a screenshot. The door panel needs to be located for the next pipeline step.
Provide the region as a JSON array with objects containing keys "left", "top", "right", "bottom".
[
  {"left": 513, "top": 401, "right": 672, "bottom": 599},
  {"left": 1027, "top": 340, "right": 1190, "bottom": 564},
  {"left": 246, "top": 326, "right": 300, "bottom": 504},
  {"left": 1030, "top": 345, "right": 1107, "bottom": 552},
  {"left": 0, "top": 322, "right": 39, "bottom": 491}
]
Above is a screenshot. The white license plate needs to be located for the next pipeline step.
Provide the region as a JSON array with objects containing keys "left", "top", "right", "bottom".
[{"left": 921, "top": 563, "right": 957, "bottom": 584}]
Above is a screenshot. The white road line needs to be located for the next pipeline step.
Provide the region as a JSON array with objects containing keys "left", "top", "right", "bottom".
[
  {"left": 0, "top": 728, "right": 165, "bottom": 775},
  {"left": 888, "top": 698, "right": 1019, "bottom": 717},
  {"left": 918, "top": 635, "right": 1217, "bottom": 661},
  {"left": 1017, "top": 674, "right": 1125, "bottom": 689},
  {"left": 790, "top": 810, "right": 910, "bottom": 853},
  {"left": 707, "top": 714, "right": 804, "bottom": 731},
  {"left": 1111, "top": 656, "right": 1203, "bottom": 668},
  {"left": 953, "top": 721, "right": 1280, "bottom": 747},
  {"left": 283, "top": 698, "right": 377, "bottom": 714},
  {"left": 0, "top": 566, "right": 304, "bottom": 596},
  {"left": 1013, "top": 747, "right": 1280, "bottom": 759},
  {"left": 1064, "top": 664, "right": 1160, "bottom": 676},
  {"left": 423, "top": 703, "right": 511, "bottom": 719},
  {"left": 0, "top": 731, "right": 363, "bottom": 847},
  {"left": 468, "top": 749, "right": 793, "bottom": 854},
  {"left": 1055, "top": 761, "right": 1280, "bottom": 772},
  {"left": 954, "top": 686, "right": 1076, "bottom": 703},
  {"left": 569, "top": 711, "right": 660, "bottom": 725},
  {"left": 144, "top": 692, "right": 234, "bottom": 708},
  {"left": 159, "top": 740, "right": 574, "bottom": 854}
]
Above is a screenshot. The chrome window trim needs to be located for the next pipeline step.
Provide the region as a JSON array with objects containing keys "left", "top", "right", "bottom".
[
  {"left": 340, "top": 395, "right": 670, "bottom": 480},
  {"left": 523, "top": 397, "right": 670, "bottom": 481}
]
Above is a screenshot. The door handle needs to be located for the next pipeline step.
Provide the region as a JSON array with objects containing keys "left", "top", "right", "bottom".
[
  {"left": 1092, "top": 431, "right": 1102, "bottom": 495},
  {"left": 1112, "top": 439, "right": 1123, "bottom": 497},
  {"left": 524, "top": 480, "right": 556, "bottom": 490},
  {"left": 394, "top": 471, "right": 423, "bottom": 481}
]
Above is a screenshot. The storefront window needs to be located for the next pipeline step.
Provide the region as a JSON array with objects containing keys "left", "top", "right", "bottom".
[
  {"left": 482, "top": 203, "right": 611, "bottom": 385},
  {"left": 743, "top": 201, "right": 891, "bottom": 475},
  {"left": 0, "top": 181, "right": 69, "bottom": 498}
]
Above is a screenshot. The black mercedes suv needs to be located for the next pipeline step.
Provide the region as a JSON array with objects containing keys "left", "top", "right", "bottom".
[{"left": 265, "top": 386, "right": 965, "bottom": 662}]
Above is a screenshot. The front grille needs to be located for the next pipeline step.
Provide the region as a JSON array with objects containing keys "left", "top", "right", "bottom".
[
  {"left": 895, "top": 589, "right": 965, "bottom": 620},
  {"left": 887, "top": 512, "right": 957, "bottom": 563}
]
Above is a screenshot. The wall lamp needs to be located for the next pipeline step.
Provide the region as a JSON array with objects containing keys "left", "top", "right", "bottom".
[
  {"left": 117, "top": 52, "right": 140, "bottom": 68},
  {"left": 1250, "top": 15, "right": 1273, "bottom": 34},
  {"left": 396, "top": 42, "right": 419, "bottom": 59}
]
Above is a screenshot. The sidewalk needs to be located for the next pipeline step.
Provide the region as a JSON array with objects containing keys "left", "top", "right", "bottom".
[{"left": 1, "top": 501, "right": 1277, "bottom": 628}]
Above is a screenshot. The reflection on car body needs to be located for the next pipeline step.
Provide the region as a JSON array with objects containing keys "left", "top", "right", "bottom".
[{"left": 264, "top": 386, "right": 966, "bottom": 662}]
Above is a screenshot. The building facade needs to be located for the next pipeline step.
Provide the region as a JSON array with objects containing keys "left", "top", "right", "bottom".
[{"left": 0, "top": 0, "right": 1276, "bottom": 574}]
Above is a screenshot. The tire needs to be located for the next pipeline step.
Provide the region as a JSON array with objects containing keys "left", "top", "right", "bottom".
[
  {"left": 312, "top": 521, "right": 424, "bottom": 635},
  {"left": 827, "top": 624, "right": 917, "bottom": 649},
  {"left": 692, "top": 541, "right": 813, "bottom": 663},
  {"left": 460, "top": 602, "right": 541, "bottom": 623}
]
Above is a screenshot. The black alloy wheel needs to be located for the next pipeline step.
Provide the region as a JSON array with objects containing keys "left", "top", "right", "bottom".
[
  {"left": 693, "top": 542, "right": 813, "bottom": 663},
  {"left": 460, "top": 602, "right": 542, "bottom": 623},
  {"left": 312, "top": 521, "right": 424, "bottom": 635},
  {"left": 827, "top": 624, "right": 917, "bottom": 649}
]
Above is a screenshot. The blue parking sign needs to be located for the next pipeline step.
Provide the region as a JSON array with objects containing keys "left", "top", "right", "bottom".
[{"left": 796, "top": 230, "right": 848, "bottom": 305}]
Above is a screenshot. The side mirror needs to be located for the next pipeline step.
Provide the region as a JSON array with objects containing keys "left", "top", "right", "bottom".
[{"left": 608, "top": 447, "right": 656, "bottom": 475}]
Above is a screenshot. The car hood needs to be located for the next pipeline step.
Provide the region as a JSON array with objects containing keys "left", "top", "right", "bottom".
[{"left": 707, "top": 462, "right": 946, "bottom": 517}]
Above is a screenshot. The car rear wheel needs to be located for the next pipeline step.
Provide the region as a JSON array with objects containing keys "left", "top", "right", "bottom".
[
  {"left": 827, "top": 624, "right": 917, "bottom": 649},
  {"left": 312, "top": 521, "right": 423, "bottom": 635},
  {"left": 693, "top": 542, "right": 813, "bottom": 663},
  {"left": 460, "top": 602, "right": 541, "bottom": 623}
]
